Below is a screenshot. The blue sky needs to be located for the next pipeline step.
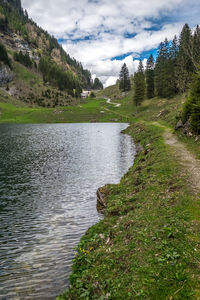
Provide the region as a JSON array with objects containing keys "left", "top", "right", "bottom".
[{"left": 22, "top": 0, "right": 200, "bottom": 86}]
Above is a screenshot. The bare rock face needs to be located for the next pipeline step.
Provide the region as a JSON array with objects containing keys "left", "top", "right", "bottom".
[{"left": 0, "top": 63, "right": 13, "bottom": 86}]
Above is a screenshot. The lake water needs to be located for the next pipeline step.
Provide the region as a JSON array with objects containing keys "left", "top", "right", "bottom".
[{"left": 0, "top": 123, "right": 136, "bottom": 300}]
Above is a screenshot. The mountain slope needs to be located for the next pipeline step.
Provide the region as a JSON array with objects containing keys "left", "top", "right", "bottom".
[{"left": 0, "top": 0, "right": 93, "bottom": 107}]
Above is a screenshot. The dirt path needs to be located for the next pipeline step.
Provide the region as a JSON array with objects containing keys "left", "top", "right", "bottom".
[
  {"left": 153, "top": 122, "right": 200, "bottom": 193},
  {"left": 102, "top": 102, "right": 200, "bottom": 192},
  {"left": 105, "top": 97, "right": 121, "bottom": 107}
]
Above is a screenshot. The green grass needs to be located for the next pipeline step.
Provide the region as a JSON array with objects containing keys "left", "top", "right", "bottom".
[
  {"left": 58, "top": 122, "right": 200, "bottom": 300},
  {"left": 0, "top": 98, "right": 129, "bottom": 124},
  {"left": 13, "top": 61, "right": 42, "bottom": 84}
]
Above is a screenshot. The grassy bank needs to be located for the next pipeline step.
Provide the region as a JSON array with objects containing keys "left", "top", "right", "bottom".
[
  {"left": 55, "top": 93, "right": 200, "bottom": 299},
  {"left": 58, "top": 121, "right": 199, "bottom": 300}
]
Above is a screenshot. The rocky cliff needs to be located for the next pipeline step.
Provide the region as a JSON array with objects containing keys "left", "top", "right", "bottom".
[{"left": 0, "top": 62, "right": 13, "bottom": 85}]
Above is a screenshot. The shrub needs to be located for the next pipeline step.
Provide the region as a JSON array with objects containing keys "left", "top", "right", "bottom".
[
  {"left": 182, "top": 70, "right": 200, "bottom": 134},
  {"left": 0, "top": 43, "right": 11, "bottom": 67}
]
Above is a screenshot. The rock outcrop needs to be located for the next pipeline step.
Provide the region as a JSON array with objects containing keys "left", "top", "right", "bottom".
[
  {"left": 96, "top": 185, "right": 111, "bottom": 213},
  {"left": 0, "top": 63, "right": 13, "bottom": 86}
]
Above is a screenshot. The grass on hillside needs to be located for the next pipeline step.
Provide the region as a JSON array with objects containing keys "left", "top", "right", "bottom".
[
  {"left": 13, "top": 61, "right": 42, "bottom": 84},
  {"left": 0, "top": 97, "right": 129, "bottom": 124}
]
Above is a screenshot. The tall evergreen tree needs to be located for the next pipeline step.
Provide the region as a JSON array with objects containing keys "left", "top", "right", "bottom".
[
  {"left": 146, "top": 54, "right": 155, "bottom": 99},
  {"left": 176, "top": 24, "right": 194, "bottom": 93},
  {"left": 168, "top": 36, "right": 179, "bottom": 96},
  {"left": 155, "top": 38, "right": 177, "bottom": 98},
  {"left": 119, "top": 63, "right": 131, "bottom": 92},
  {"left": 193, "top": 25, "right": 200, "bottom": 67},
  {"left": 133, "top": 60, "right": 145, "bottom": 107},
  {"left": 93, "top": 77, "right": 103, "bottom": 90},
  {"left": 170, "top": 35, "right": 179, "bottom": 60},
  {"left": 154, "top": 40, "right": 169, "bottom": 97}
]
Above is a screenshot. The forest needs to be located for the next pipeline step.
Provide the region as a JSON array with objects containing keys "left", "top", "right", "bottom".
[{"left": 119, "top": 24, "right": 200, "bottom": 134}]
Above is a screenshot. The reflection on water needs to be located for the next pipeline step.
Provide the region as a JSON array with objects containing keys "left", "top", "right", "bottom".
[{"left": 0, "top": 123, "right": 136, "bottom": 299}]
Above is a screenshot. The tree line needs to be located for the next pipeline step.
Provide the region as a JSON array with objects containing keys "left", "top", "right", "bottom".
[
  {"left": 119, "top": 23, "right": 200, "bottom": 134},
  {"left": 39, "top": 56, "right": 82, "bottom": 97}
]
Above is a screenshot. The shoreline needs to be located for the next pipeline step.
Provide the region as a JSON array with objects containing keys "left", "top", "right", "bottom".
[{"left": 57, "top": 121, "right": 199, "bottom": 300}]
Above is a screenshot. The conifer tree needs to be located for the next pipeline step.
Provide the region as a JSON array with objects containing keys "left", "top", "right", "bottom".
[
  {"left": 146, "top": 54, "right": 155, "bottom": 99},
  {"left": 176, "top": 24, "right": 194, "bottom": 93},
  {"left": 93, "top": 77, "right": 103, "bottom": 90},
  {"left": 154, "top": 39, "right": 169, "bottom": 97},
  {"left": 193, "top": 25, "right": 200, "bottom": 67},
  {"left": 133, "top": 60, "right": 145, "bottom": 107},
  {"left": 119, "top": 63, "right": 131, "bottom": 92},
  {"left": 154, "top": 38, "right": 177, "bottom": 98}
]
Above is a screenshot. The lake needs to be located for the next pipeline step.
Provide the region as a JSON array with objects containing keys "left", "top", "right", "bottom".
[{"left": 0, "top": 123, "right": 136, "bottom": 299}]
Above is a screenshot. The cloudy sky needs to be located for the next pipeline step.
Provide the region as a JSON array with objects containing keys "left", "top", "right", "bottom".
[{"left": 22, "top": 0, "right": 200, "bottom": 87}]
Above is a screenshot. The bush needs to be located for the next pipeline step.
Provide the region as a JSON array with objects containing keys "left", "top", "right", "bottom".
[
  {"left": 182, "top": 71, "right": 200, "bottom": 134},
  {"left": 90, "top": 92, "right": 96, "bottom": 98},
  {"left": 0, "top": 43, "right": 11, "bottom": 67},
  {"left": 14, "top": 51, "right": 32, "bottom": 68}
]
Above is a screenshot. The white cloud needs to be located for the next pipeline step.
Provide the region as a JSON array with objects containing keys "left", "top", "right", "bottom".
[{"left": 21, "top": 0, "right": 199, "bottom": 86}]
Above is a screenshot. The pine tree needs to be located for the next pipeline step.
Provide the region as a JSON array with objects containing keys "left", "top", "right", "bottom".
[
  {"left": 133, "top": 60, "right": 145, "bottom": 107},
  {"left": 146, "top": 54, "right": 154, "bottom": 99},
  {"left": 170, "top": 35, "right": 179, "bottom": 60},
  {"left": 119, "top": 63, "right": 131, "bottom": 92},
  {"left": 93, "top": 77, "right": 103, "bottom": 90},
  {"left": 155, "top": 39, "right": 171, "bottom": 97},
  {"left": 168, "top": 36, "right": 179, "bottom": 96},
  {"left": 176, "top": 24, "right": 194, "bottom": 93},
  {"left": 193, "top": 25, "right": 200, "bottom": 67},
  {"left": 154, "top": 38, "right": 177, "bottom": 98},
  {"left": 24, "top": 9, "right": 28, "bottom": 19}
]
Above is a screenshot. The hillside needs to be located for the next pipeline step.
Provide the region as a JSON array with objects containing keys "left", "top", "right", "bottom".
[{"left": 0, "top": 0, "right": 94, "bottom": 107}]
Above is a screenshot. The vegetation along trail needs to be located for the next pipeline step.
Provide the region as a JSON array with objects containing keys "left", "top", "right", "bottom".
[
  {"left": 150, "top": 122, "right": 200, "bottom": 193},
  {"left": 163, "top": 128, "right": 200, "bottom": 193}
]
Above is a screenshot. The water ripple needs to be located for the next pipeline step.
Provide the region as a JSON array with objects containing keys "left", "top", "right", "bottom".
[{"left": 0, "top": 123, "right": 136, "bottom": 299}]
